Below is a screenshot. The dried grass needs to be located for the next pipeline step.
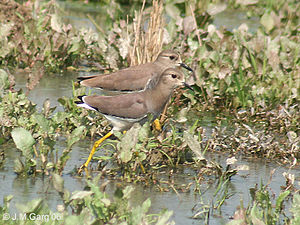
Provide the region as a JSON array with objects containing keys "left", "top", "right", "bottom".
[{"left": 128, "top": 0, "right": 164, "bottom": 66}]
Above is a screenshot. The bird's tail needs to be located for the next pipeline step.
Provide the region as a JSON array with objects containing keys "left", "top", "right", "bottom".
[
  {"left": 77, "top": 75, "right": 97, "bottom": 84},
  {"left": 75, "top": 96, "right": 97, "bottom": 111}
]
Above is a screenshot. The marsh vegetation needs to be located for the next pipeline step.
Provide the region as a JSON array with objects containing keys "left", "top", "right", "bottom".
[{"left": 0, "top": 0, "right": 299, "bottom": 224}]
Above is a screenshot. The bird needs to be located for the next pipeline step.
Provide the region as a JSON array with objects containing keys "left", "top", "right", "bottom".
[
  {"left": 76, "top": 68, "right": 192, "bottom": 173},
  {"left": 77, "top": 49, "right": 193, "bottom": 92}
]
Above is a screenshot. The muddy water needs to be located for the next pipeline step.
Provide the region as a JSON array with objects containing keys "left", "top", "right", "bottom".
[
  {"left": 1, "top": 4, "right": 298, "bottom": 225},
  {"left": 213, "top": 8, "right": 260, "bottom": 32},
  {"left": 14, "top": 71, "right": 78, "bottom": 112},
  {"left": 1, "top": 138, "right": 299, "bottom": 224},
  {"left": 1, "top": 72, "right": 299, "bottom": 224}
]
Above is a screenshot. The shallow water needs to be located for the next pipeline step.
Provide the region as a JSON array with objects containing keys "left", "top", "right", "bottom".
[
  {"left": 57, "top": 1, "right": 261, "bottom": 36},
  {"left": 1, "top": 3, "right": 299, "bottom": 225},
  {"left": 2, "top": 71, "right": 300, "bottom": 224},
  {"left": 14, "top": 71, "right": 79, "bottom": 112},
  {"left": 213, "top": 8, "right": 260, "bottom": 32},
  {"left": 1, "top": 136, "right": 299, "bottom": 224}
]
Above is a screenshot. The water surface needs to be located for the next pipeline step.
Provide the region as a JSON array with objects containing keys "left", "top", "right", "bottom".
[{"left": 1, "top": 4, "right": 298, "bottom": 225}]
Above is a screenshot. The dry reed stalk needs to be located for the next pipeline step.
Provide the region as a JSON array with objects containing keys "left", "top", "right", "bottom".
[{"left": 128, "top": 0, "right": 164, "bottom": 66}]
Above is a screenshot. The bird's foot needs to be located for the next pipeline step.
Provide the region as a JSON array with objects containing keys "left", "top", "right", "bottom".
[{"left": 153, "top": 119, "right": 162, "bottom": 131}]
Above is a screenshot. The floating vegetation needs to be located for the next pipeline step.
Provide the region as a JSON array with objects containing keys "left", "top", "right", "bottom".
[
  {"left": 0, "top": 175, "right": 175, "bottom": 224},
  {"left": 228, "top": 177, "right": 300, "bottom": 225},
  {"left": 0, "top": 0, "right": 299, "bottom": 224},
  {"left": 0, "top": 0, "right": 84, "bottom": 72}
]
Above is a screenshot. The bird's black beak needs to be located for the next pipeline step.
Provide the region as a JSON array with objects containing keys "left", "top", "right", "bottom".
[
  {"left": 180, "top": 63, "right": 193, "bottom": 72},
  {"left": 184, "top": 82, "right": 194, "bottom": 91}
]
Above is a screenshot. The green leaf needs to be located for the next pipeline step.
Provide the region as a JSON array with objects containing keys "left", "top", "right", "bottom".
[
  {"left": 183, "top": 131, "right": 205, "bottom": 160},
  {"left": 4, "top": 195, "right": 14, "bottom": 204},
  {"left": 260, "top": 12, "right": 274, "bottom": 33},
  {"left": 187, "top": 36, "right": 198, "bottom": 51},
  {"left": 165, "top": 3, "right": 181, "bottom": 20},
  {"left": 226, "top": 220, "right": 246, "bottom": 225},
  {"left": 138, "top": 122, "right": 150, "bottom": 141},
  {"left": 131, "top": 199, "right": 151, "bottom": 225},
  {"left": 176, "top": 107, "right": 188, "bottom": 123},
  {"left": 207, "top": 3, "right": 227, "bottom": 16},
  {"left": 11, "top": 128, "right": 35, "bottom": 158},
  {"left": 0, "top": 69, "right": 10, "bottom": 90},
  {"left": 275, "top": 190, "right": 290, "bottom": 212},
  {"left": 122, "top": 186, "right": 134, "bottom": 199},
  {"left": 0, "top": 22, "right": 14, "bottom": 37},
  {"left": 70, "top": 191, "right": 93, "bottom": 200},
  {"left": 131, "top": 204, "right": 144, "bottom": 224},
  {"left": 142, "top": 198, "right": 151, "bottom": 213},
  {"left": 53, "top": 111, "right": 69, "bottom": 123},
  {"left": 290, "top": 194, "right": 300, "bottom": 225},
  {"left": 67, "top": 126, "right": 86, "bottom": 149},
  {"left": 16, "top": 198, "right": 43, "bottom": 213},
  {"left": 118, "top": 124, "right": 141, "bottom": 163},
  {"left": 46, "top": 162, "right": 54, "bottom": 170},
  {"left": 250, "top": 203, "right": 264, "bottom": 225},
  {"left": 14, "top": 158, "right": 24, "bottom": 174},
  {"left": 119, "top": 149, "right": 133, "bottom": 164},
  {"left": 101, "top": 198, "right": 111, "bottom": 207},
  {"left": 236, "top": 0, "right": 258, "bottom": 5},
  {"left": 156, "top": 210, "right": 174, "bottom": 225},
  {"left": 52, "top": 173, "right": 64, "bottom": 193},
  {"left": 68, "top": 37, "right": 81, "bottom": 54},
  {"left": 63, "top": 189, "right": 71, "bottom": 203},
  {"left": 32, "top": 114, "right": 50, "bottom": 132},
  {"left": 50, "top": 14, "right": 62, "bottom": 33},
  {"left": 64, "top": 209, "right": 91, "bottom": 225}
]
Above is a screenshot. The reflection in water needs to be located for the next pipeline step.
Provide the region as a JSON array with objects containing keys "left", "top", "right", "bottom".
[
  {"left": 14, "top": 71, "right": 78, "bottom": 112},
  {"left": 1, "top": 5, "right": 298, "bottom": 225},
  {"left": 213, "top": 9, "right": 260, "bottom": 32},
  {"left": 1, "top": 136, "right": 298, "bottom": 225},
  {"left": 4, "top": 54, "right": 299, "bottom": 225}
]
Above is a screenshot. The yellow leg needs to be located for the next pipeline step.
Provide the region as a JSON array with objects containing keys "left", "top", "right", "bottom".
[
  {"left": 78, "top": 131, "right": 113, "bottom": 174},
  {"left": 153, "top": 119, "right": 162, "bottom": 131},
  {"left": 134, "top": 151, "right": 146, "bottom": 173},
  {"left": 139, "top": 163, "right": 145, "bottom": 173}
]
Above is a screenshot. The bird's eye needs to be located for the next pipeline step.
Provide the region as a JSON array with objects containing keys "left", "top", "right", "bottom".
[
  {"left": 171, "top": 74, "right": 177, "bottom": 79},
  {"left": 169, "top": 55, "right": 175, "bottom": 60}
]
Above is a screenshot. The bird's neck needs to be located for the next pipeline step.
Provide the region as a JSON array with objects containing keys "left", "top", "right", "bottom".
[{"left": 145, "top": 82, "right": 173, "bottom": 114}]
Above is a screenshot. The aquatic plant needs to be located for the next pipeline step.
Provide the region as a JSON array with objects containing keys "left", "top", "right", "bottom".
[
  {"left": 227, "top": 181, "right": 299, "bottom": 225},
  {"left": 0, "top": 174, "right": 174, "bottom": 224},
  {"left": 0, "top": 1, "right": 82, "bottom": 72},
  {"left": 0, "top": 0, "right": 299, "bottom": 224},
  {"left": 0, "top": 70, "right": 100, "bottom": 175}
]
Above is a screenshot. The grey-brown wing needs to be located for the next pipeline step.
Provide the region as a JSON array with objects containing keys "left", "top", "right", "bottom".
[
  {"left": 83, "top": 93, "right": 148, "bottom": 119},
  {"left": 78, "top": 63, "right": 159, "bottom": 91}
]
